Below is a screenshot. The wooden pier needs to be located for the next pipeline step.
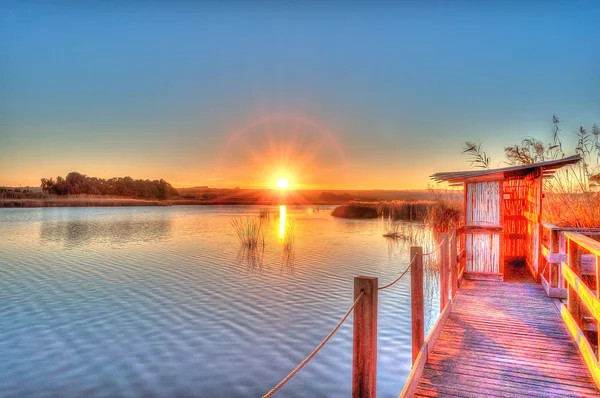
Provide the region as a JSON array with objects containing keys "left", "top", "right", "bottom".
[
  {"left": 266, "top": 156, "right": 600, "bottom": 397},
  {"left": 414, "top": 279, "right": 599, "bottom": 397}
]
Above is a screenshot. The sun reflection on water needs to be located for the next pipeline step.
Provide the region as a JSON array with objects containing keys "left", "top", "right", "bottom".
[{"left": 279, "top": 205, "right": 286, "bottom": 239}]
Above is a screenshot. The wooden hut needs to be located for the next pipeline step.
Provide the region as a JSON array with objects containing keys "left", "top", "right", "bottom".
[{"left": 431, "top": 155, "right": 581, "bottom": 281}]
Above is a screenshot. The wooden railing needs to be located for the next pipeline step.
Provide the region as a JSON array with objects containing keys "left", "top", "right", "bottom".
[
  {"left": 400, "top": 230, "right": 461, "bottom": 397},
  {"left": 540, "top": 222, "right": 600, "bottom": 298},
  {"left": 265, "top": 231, "right": 460, "bottom": 397},
  {"left": 560, "top": 231, "right": 600, "bottom": 387}
]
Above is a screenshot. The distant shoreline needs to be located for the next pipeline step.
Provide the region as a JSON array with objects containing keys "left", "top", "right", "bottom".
[{"left": 0, "top": 198, "right": 347, "bottom": 208}]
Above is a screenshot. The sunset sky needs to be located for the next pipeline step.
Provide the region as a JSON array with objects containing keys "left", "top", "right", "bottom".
[{"left": 1, "top": 2, "right": 598, "bottom": 189}]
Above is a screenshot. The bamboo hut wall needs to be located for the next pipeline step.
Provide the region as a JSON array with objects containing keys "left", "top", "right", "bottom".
[
  {"left": 465, "top": 181, "right": 501, "bottom": 274},
  {"left": 466, "top": 181, "right": 500, "bottom": 225},
  {"left": 525, "top": 174, "right": 541, "bottom": 274},
  {"left": 503, "top": 179, "right": 528, "bottom": 265},
  {"left": 466, "top": 233, "right": 501, "bottom": 273}
]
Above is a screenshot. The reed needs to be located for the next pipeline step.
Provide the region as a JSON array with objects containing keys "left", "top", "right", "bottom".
[
  {"left": 283, "top": 220, "right": 295, "bottom": 253},
  {"left": 258, "top": 208, "right": 275, "bottom": 219},
  {"left": 230, "top": 216, "right": 265, "bottom": 247}
]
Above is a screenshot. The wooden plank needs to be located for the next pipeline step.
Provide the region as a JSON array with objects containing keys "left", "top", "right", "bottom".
[
  {"left": 426, "top": 300, "right": 454, "bottom": 355},
  {"left": 399, "top": 343, "right": 428, "bottom": 398},
  {"left": 410, "top": 279, "right": 600, "bottom": 395},
  {"left": 463, "top": 272, "right": 503, "bottom": 281},
  {"left": 541, "top": 273, "right": 567, "bottom": 299},
  {"left": 542, "top": 250, "right": 596, "bottom": 275},
  {"left": 463, "top": 225, "right": 504, "bottom": 234}
]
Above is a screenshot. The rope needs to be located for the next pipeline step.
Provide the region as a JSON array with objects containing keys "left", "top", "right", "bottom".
[
  {"left": 263, "top": 291, "right": 365, "bottom": 397},
  {"left": 422, "top": 235, "right": 449, "bottom": 256},
  {"left": 378, "top": 254, "right": 417, "bottom": 291}
]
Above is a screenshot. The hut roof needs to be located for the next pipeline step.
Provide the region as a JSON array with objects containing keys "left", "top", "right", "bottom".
[{"left": 431, "top": 154, "right": 581, "bottom": 184}]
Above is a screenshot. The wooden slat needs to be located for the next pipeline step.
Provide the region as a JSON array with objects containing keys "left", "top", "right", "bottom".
[{"left": 412, "top": 280, "right": 600, "bottom": 396}]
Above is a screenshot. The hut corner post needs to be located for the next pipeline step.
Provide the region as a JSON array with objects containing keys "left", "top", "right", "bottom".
[
  {"left": 411, "top": 246, "right": 424, "bottom": 364},
  {"left": 352, "top": 276, "right": 378, "bottom": 398}
]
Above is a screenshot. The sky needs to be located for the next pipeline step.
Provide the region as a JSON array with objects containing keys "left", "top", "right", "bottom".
[{"left": 1, "top": 1, "right": 599, "bottom": 189}]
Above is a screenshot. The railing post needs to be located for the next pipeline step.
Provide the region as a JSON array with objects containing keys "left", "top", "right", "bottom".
[
  {"left": 352, "top": 276, "right": 378, "bottom": 398},
  {"left": 450, "top": 229, "right": 458, "bottom": 299},
  {"left": 440, "top": 233, "right": 449, "bottom": 311},
  {"left": 411, "top": 246, "right": 424, "bottom": 364},
  {"left": 550, "top": 228, "right": 560, "bottom": 288},
  {"left": 567, "top": 238, "right": 582, "bottom": 326}
]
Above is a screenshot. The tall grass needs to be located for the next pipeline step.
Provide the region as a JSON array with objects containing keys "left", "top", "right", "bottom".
[{"left": 230, "top": 216, "right": 265, "bottom": 247}]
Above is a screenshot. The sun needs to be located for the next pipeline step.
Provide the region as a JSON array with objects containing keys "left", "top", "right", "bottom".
[{"left": 275, "top": 177, "right": 291, "bottom": 189}]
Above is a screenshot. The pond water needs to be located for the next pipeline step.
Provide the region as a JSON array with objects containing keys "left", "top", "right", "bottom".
[{"left": 0, "top": 206, "right": 441, "bottom": 397}]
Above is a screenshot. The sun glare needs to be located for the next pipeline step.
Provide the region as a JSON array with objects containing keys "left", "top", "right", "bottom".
[{"left": 275, "top": 177, "right": 290, "bottom": 190}]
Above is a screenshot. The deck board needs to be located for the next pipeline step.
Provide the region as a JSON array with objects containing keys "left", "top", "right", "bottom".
[{"left": 414, "top": 280, "right": 600, "bottom": 397}]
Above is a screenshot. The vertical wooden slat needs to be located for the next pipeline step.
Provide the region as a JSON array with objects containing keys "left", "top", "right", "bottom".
[
  {"left": 550, "top": 228, "right": 560, "bottom": 288},
  {"left": 450, "top": 229, "right": 458, "bottom": 298},
  {"left": 411, "top": 246, "right": 424, "bottom": 364},
  {"left": 352, "top": 276, "right": 378, "bottom": 398},
  {"left": 567, "top": 238, "right": 582, "bottom": 326},
  {"left": 440, "top": 233, "right": 449, "bottom": 311}
]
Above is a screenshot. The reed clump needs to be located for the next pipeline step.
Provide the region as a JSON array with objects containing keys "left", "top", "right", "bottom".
[
  {"left": 230, "top": 216, "right": 265, "bottom": 247},
  {"left": 333, "top": 199, "right": 463, "bottom": 233},
  {"left": 543, "top": 192, "right": 600, "bottom": 228},
  {"left": 424, "top": 199, "right": 463, "bottom": 232},
  {"left": 258, "top": 208, "right": 275, "bottom": 219}
]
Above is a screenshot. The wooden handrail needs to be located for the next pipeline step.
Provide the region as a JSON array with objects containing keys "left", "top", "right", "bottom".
[
  {"left": 560, "top": 231, "right": 600, "bottom": 388},
  {"left": 565, "top": 232, "right": 600, "bottom": 257}
]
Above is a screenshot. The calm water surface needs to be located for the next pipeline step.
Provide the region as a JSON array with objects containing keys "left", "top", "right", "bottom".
[{"left": 0, "top": 206, "right": 441, "bottom": 397}]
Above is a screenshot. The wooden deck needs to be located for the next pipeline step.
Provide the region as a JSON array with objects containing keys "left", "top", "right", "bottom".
[{"left": 414, "top": 279, "right": 600, "bottom": 397}]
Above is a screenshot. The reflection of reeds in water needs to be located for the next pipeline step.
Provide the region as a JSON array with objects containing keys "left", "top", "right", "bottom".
[
  {"left": 385, "top": 221, "right": 441, "bottom": 331},
  {"left": 258, "top": 208, "right": 275, "bottom": 219},
  {"left": 280, "top": 220, "right": 295, "bottom": 273},
  {"left": 283, "top": 220, "right": 295, "bottom": 253},
  {"left": 230, "top": 216, "right": 265, "bottom": 247},
  {"left": 236, "top": 245, "right": 265, "bottom": 273}
]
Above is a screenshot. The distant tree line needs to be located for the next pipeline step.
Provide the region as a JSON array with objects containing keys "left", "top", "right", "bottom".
[
  {"left": 40, "top": 172, "right": 179, "bottom": 200},
  {"left": 0, "top": 187, "right": 46, "bottom": 200}
]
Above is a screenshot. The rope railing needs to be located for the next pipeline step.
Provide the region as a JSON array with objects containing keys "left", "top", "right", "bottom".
[
  {"left": 422, "top": 235, "right": 448, "bottom": 256},
  {"left": 264, "top": 232, "right": 455, "bottom": 397},
  {"left": 263, "top": 291, "right": 365, "bottom": 397},
  {"left": 378, "top": 254, "right": 417, "bottom": 291}
]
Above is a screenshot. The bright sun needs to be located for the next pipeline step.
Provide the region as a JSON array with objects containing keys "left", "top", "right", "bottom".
[{"left": 275, "top": 177, "right": 291, "bottom": 189}]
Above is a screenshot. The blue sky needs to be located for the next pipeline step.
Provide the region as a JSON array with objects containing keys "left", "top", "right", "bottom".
[{"left": 1, "top": 1, "right": 598, "bottom": 188}]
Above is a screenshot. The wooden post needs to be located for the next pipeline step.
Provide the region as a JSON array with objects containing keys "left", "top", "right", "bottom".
[
  {"left": 440, "top": 233, "right": 449, "bottom": 311},
  {"left": 567, "top": 238, "right": 582, "bottom": 326},
  {"left": 352, "top": 276, "right": 378, "bottom": 398},
  {"left": 550, "top": 228, "right": 560, "bottom": 288},
  {"left": 450, "top": 229, "right": 458, "bottom": 298},
  {"left": 411, "top": 246, "right": 424, "bottom": 364}
]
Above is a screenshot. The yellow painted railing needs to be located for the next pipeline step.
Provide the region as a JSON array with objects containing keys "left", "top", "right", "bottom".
[{"left": 561, "top": 231, "right": 600, "bottom": 388}]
